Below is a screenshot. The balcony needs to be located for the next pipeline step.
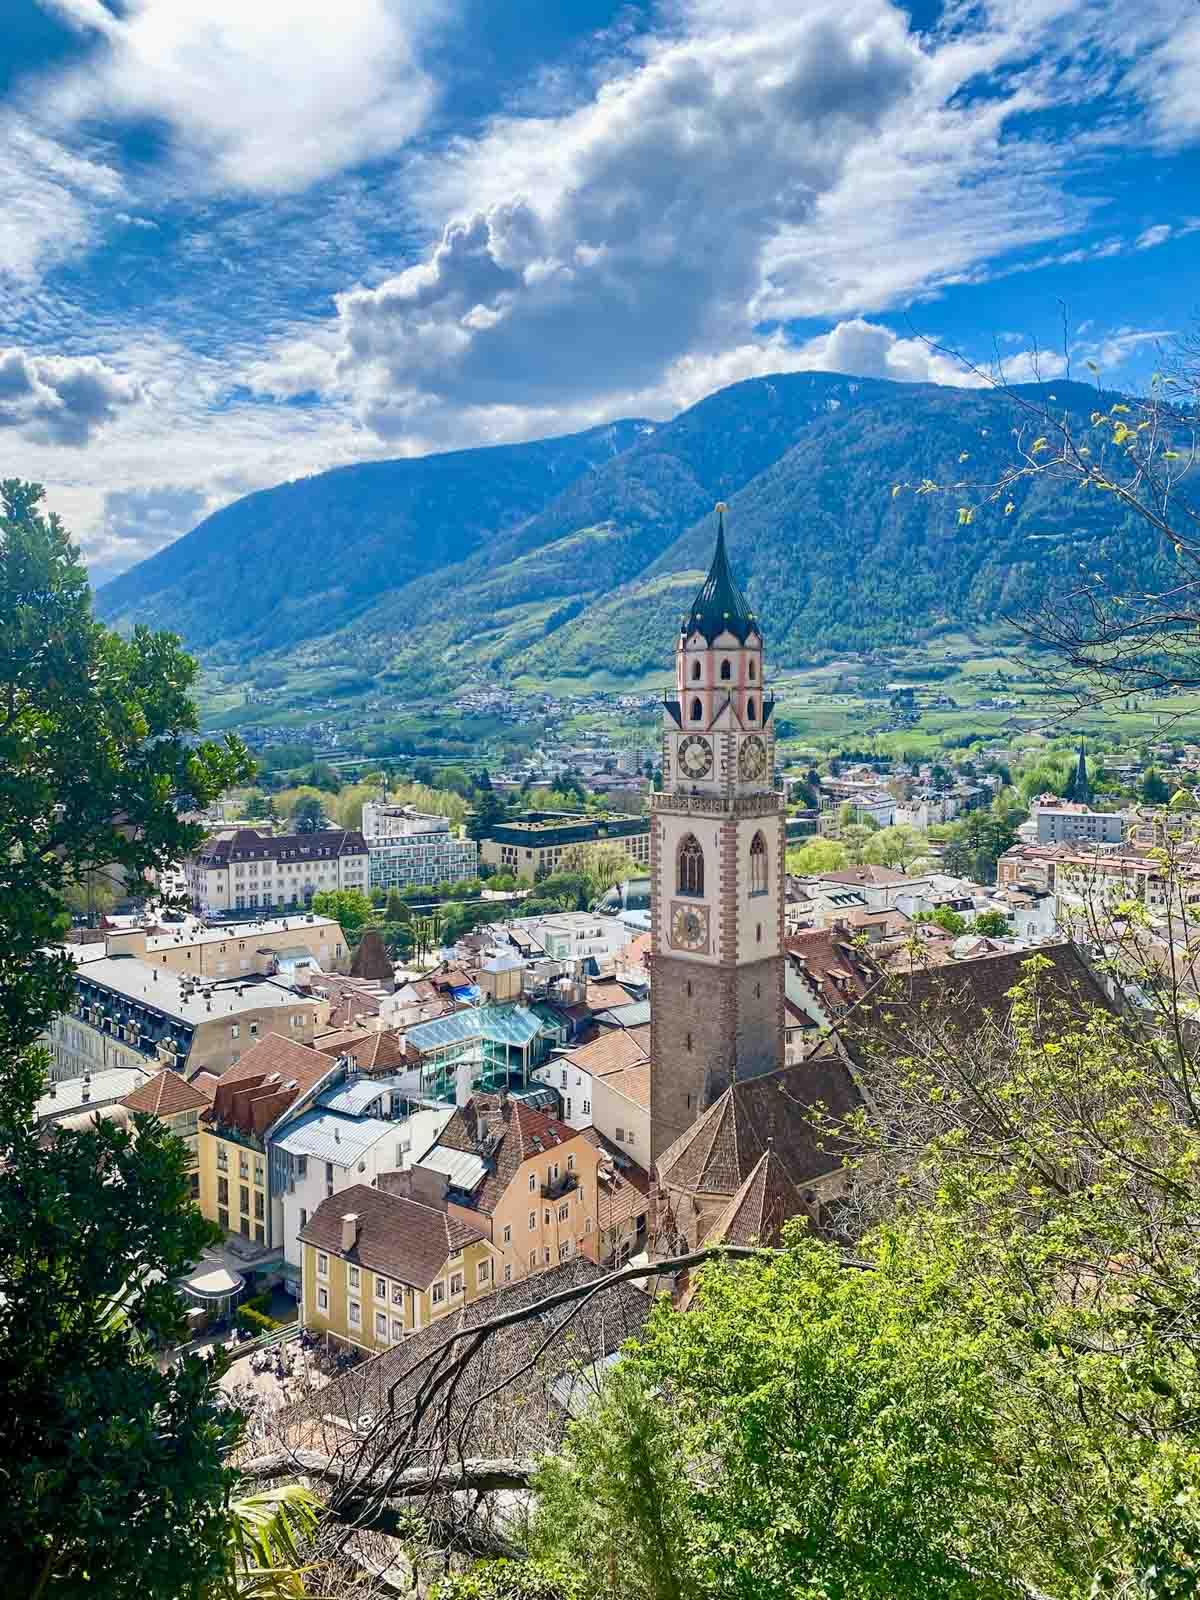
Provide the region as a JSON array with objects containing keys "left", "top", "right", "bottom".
[{"left": 541, "top": 1171, "right": 578, "bottom": 1201}]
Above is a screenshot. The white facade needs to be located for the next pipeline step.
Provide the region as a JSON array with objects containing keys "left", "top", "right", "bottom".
[
  {"left": 1036, "top": 807, "right": 1125, "bottom": 845},
  {"left": 368, "top": 833, "right": 479, "bottom": 890},
  {"left": 533, "top": 1057, "right": 596, "bottom": 1130}
]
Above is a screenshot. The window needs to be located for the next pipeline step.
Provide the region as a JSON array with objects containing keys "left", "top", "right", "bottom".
[
  {"left": 432, "top": 1281, "right": 445, "bottom": 1305},
  {"left": 217, "top": 1177, "right": 229, "bottom": 1205},
  {"left": 559, "top": 1241, "right": 572, "bottom": 1261},
  {"left": 375, "top": 1276, "right": 387, "bottom": 1301},
  {"left": 529, "top": 1211, "right": 536, "bottom": 1230},
  {"left": 720, "top": 658, "right": 731, "bottom": 681},
  {"left": 392, "top": 1318, "right": 405, "bottom": 1341},
  {"left": 317, "top": 1252, "right": 329, "bottom": 1278},
  {"left": 750, "top": 831, "right": 768, "bottom": 895},
  {"left": 748, "top": 657, "right": 756, "bottom": 680},
  {"left": 254, "top": 1224, "right": 265, "bottom": 1246},
  {"left": 230, "top": 1024, "right": 240, "bottom": 1040},
  {"left": 528, "top": 1172, "right": 536, "bottom": 1192},
  {"left": 249, "top": 1022, "right": 259, "bottom": 1037},
  {"left": 529, "top": 1250, "right": 537, "bottom": 1269},
  {"left": 567, "top": 1153, "right": 575, "bottom": 1171},
  {"left": 691, "top": 658, "right": 702, "bottom": 681},
  {"left": 348, "top": 1266, "right": 359, "bottom": 1289},
  {"left": 348, "top": 1300, "right": 361, "bottom": 1327},
  {"left": 566, "top": 1097, "right": 572, "bottom": 1119},
  {"left": 503, "top": 1224, "right": 512, "bottom": 1244},
  {"left": 504, "top": 1265, "right": 513, "bottom": 1283},
  {"left": 560, "top": 1069, "right": 567, "bottom": 1087},
  {"left": 544, "top": 1209, "right": 551, "bottom": 1225},
  {"left": 477, "top": 1260, "right": 491, "bottom": 1285},
  {"left": 746, "top": 696, "right": 756, "bottom": 721},
  {"left": 690, "top": 696, "right": 703, "bottom": 722},
  {"left": 376, "top": 1311, "right": 388, "bottom": 1338},
  {"left": 254, "top": 1191, "right": 264, "bottom": 1219},
  {"left": 543, "top": 1247, "right": 551, "bottom": 1264},
  {"left": 584, "top": 1216, "right": 592, "bottom": 1233},
  {"left": 558, "top": 1203, "right": 569, "bottom": 1222},
  {"left": 239, "top": 1185, "right": 250, "bottom": 1216},
  {"left": 677, "top": 833, "right": 704, "bottom": 897},
  {"left": 616, "top": 1126, "right": 625, "bottom": 1141},
  {"left": 317, "top": 1287, "right": 328, "bottom": 1311},
  {"left": 552, "top": 1162, "right": 559, "bottom": 1182},
  {"left": 686, "top": 1033, "right": 692, "bottom": 1053},
  {"left": 218, "top": 1207, "right": 229, "bottom": 1231},
  {"left": 299, "top": 1207, "right": 307, "bottom": 1230},
  {"left": 582, "top": 1099, "right": 590, "bottom": 1115},
  {"left": 449, "top": 1272, "right": 463, "bottom": 1296},
  {"left": 392, "top": 1283, "right": 404, "bottom": 1305},
  {"left": 217, "top": 1146, "right": 228, "bottom": 1170},
  {"left": 757, "top": 923, "right": 762, "bottom": 944}
]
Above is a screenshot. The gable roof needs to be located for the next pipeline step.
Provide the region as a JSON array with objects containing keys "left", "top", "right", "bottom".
[
  {"left": 561, "top": 1025, "right": 650, "bottom": 1079},
  {"left": 298, "top": 1183, "right": 484, "bottom": 1290},
  {"left": 656, "top": 1052, "right": 863, "bottom": 1199},
  {"left": 202, "top": 1033, "right": 333, "bottom": 1137},
  {"left": 434, "top": 1095, "right": 587, "bottom": 1215},
  {"left": 120, "top": 1068, "right": 211, "bottom": 1117}
]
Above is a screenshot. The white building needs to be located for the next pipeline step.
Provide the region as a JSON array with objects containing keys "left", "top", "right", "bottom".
[
  {"left": 1035, "top": 804, "right": 1125, "bottom": 846},
  {"left": 187, "top": 828, "right": 368, "bottom": 915},
  {"left": 271, "top": 1083, "right": 454, "bottom": 1288},
  {"left": 362, "top": 805, "right": 479, "bottom": 890}
]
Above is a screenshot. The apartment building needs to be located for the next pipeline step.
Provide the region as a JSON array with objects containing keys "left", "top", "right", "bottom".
[
  {"left": 362, "top": 804, "right": 479, "bottom": 890},
  {"left": 186, "top": 828, "right": 368, "bottom": 915},
  {"left": 47, "top": 953, "right": 321, "bottom": 1083},
  {"left": 479, "top": 810, "right": 650, "bottom": 876},
  {"left": 1035, "top": 803, "right": 1125, "bottom": 846},
  {"left": 299, "top": 1178, "right": 496, "bottom": 1352},
  {"left": 197, "top": 1035, "right": 335, "bottom": 1249},
  {"left": 119, "top": 1068, "right": 211, "bottom": 1199},
  {"left": 99, "top": 918, "right": 348, "bottom": 979}
]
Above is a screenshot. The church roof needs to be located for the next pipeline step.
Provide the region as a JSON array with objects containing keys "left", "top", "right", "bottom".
[
  {"left": 682, "top": 506, "right": 759, "bottom": 646},
  {"left": 705, "top": 1145, "right": 812, "bottom": 1247},
  {"left": 655, "top": 1052, "right": 862, "bottom": 1198}
]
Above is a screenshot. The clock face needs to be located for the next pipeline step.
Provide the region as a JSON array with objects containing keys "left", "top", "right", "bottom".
[
  {"left": 738, "top": 733, "right": 768, "bottom": 782},
  {"left": 677, "top": 734, "right": 714, "bottom": 780},
  {"left": 670, "top": 902, "right": 709, "bottom": 952}
]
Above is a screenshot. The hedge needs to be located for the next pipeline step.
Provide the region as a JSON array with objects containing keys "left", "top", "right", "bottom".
[{"left": 236, "top": 1305, "right": 283, "bottom": 1336}]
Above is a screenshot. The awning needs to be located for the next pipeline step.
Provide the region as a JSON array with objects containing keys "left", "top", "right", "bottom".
[{"left": 182, "top": 1265, "right": 244, "bottom": 1302}]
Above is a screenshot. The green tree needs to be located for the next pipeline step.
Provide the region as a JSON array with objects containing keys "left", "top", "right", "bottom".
[
  {"left": 0, "top": 481, "right": 255, "bottom": 1594},
  {"left": 861, "top": 824, "right": 928, "bottom": 871},
  {"left": 385, "top": 888, "right": 408, "bottom": 920},
  {"left": 1141, "top": 767, "right": 1171, "bottom": 805},
  {"left": 290, "top": 794, "right": 324, "bottom": 832},
  {"left": 786, "top": 837, "right": 850, "bottom": 875},
  {"left": 468, "top": 786, "right": 508, "bottom": 842},
  {"left": 972, "top": 909, "right": 1010, "bottom": 936},
  {"left": 310, "top": 888, "right": 374, "bottom": 939},
  {"left": 914, "top": 905, "right": 968, "bottom": 935}
]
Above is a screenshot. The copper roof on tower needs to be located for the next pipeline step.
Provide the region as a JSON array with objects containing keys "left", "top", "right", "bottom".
[{"left": 682, "top": 504, "right": 759, "bottom": 645}]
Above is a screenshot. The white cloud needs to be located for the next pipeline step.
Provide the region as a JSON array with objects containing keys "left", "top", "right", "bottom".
[
  {"left": 36, "top": 0, "right": 444, "bottom": 194},
  {"left": 1135, "top": 223, "right": 1173, "bottom": 250},
  {"left": 0, "top": 346, "right": 142, "bottom": 445},
  {"left": 0, "top": 111, "right": 123, "bottom": 282}
]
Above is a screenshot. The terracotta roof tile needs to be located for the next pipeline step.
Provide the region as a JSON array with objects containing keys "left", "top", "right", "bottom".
[
  {"left": 202, "top": 1034, "right": 333, "bottom": 1137},
  {"left": 563, "top": 1025, "right": 650, "bottom": 1079},
  {"left": 120, "top": 1068, "right": 210, "bottom": 1117},
  {"left": 434, "top": 1096, "right": 586, "bottom": 1216}
]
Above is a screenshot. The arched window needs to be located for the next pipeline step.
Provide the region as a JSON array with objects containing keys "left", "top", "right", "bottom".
[
  {"left": 719, "top": 659, "right": 731, "bottom": 681},
  {"left": 690, "top": 697, "right": 703, "bottom": 722},
  {"left": 748, "top": 658, "right": 756, "bottom": 681},
  {"left": 678, "top": 834, "right": 704, "bottom": 897},
  {"left": 691, "top": 658, "right": 702, "bottom": 681},
  {"left": 746, "top": 696, "right": 756, "bottom": 721},
  {"left": 750, "top": 831, "right": 768, "bottom": 896}
]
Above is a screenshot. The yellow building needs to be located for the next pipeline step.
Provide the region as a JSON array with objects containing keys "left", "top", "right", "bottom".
[
  {"left": 197, "top": 1034, "right": 334, "bottom": 1248},
  {"left": 298, "top": 1182, "right": 495, "bottom": 1351}
]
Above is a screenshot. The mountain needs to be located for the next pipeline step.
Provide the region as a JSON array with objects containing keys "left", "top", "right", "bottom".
[
  {"left": 97, "top": 371, "right": 1162, "bottom": 698},
  {"left": 96, "top": 420, "right": 649, "bottom": 658}
]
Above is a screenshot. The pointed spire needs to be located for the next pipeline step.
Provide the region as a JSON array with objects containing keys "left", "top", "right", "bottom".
[
  {"left": 1073, "top": 738, "right": 1091, "bottom": 806},
  {"left": 683, "top": 503, "right": 758, "bottom": 645}
]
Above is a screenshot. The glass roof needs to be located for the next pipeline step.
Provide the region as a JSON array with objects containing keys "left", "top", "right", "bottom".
[{"left": 406, "top": 1002, "right": 545, "bottom": 1053}]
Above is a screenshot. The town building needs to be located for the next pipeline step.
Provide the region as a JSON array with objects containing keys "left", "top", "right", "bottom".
[
  {"left": 649, "top": 506, "right": 785, "bottom": 1162},
  {"left": 1035, "top": 803, "right": 1125, "bottom": 846},
  {"left": 479, "top": 810, "right": 650, "bottom": 877},
  {"left": 532, "top": 1024, "right": 652, "bottom": 1159},
  {"left": 85, "top": 917, "right": 348, "bottom": 980},
  {"left": 417, "top": 1095, "right": 608, "bottom": 1285},
  {"left": 185, "top": 828, "right": 368, "bottom": 916},
  {"left": 47, "top": 950, "right": 321, "bottom": 1083},
  {"left": 119, "top": 1068, "right": 212, "bottom": 1200},
  {"left": 362, "top": 803, "right": 479, "bottom": 889},
  {"left": 197, "top": 1034, "right": 336, "bottom": 1251},
  {"left": 35, "top": 1066, "right": 150, "bottom": 1127},
  {"left": 299, "top": 1178, "right": 496, "bottom": 1352}
]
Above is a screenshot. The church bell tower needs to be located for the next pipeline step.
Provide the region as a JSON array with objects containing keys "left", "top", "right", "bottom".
[{"left": 649, "top": 504, "right": 784, "bottom": 1162}]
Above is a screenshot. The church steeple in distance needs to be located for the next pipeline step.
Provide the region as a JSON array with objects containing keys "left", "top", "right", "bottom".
[{"left": 1067, "top": 739, "right": 1091, "bottom": 805}]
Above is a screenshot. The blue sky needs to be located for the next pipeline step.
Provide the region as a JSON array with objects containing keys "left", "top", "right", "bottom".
[{"left": 1, "top": 0, "right": 1198, "bottom": 584}]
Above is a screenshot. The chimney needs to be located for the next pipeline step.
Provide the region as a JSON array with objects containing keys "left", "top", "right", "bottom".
[{"left": 340, "top": 1212, "right": 359, "bottom": 1251}]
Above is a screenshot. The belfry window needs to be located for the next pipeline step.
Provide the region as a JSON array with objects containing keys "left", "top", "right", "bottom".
[
  {"left": 720, "top": 659, "right": 731, "bottom": 681},
  {"left": 690, "top": 697, "right": 703, "bottom": 722},
  {"left": 746, "top": 696, "right": 756, "bottom": 721},
  {"left": 749, "top": 658, "right": 756, "bottom": 680},
  {"left": 691, "top": 659, "right": 702, "bottom": 681},
  {"left": 750, "top": 831, "right": 768, "bottom": 896},
  {"left": 678, "top": 834, "right": 704, "bottom": 897}
]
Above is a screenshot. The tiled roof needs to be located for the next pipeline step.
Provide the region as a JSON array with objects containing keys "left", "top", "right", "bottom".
[
  {"left": 120, "top": 1068, "right": 210, "bottom": 1117},
  {"left": 706, "top": 1147, "right": 812, "bottom": 1247},
  {"left": 683, "top": 509, "right": 758, "bottom": 645},
  {"left": 602, "top": 1060, "right": 651, "bottom": 1110},
  {"left": 317, "top": 1028, "right": 412, "bottom": 1075},
  {"left": 435, "top": 1096, "right": 585, "bottom": 1215},
  {"left": 298, "top": 1183, "right": 484, "bottom": 1291},
  {"left": 656, "top": 1055, "right": 863, "bottom": 1198},
  {"left": 196, "top": 827, "right": 366, "bottom": 865},
  {"left": 203, "top": 1034, "right": 333, "bottom": 1137},
  {"left": 562, "top": 1025, "right": 650, "bottom": 1079},
  {"left": 815, "top": 865, "right": 911, "bottom": 888}
]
